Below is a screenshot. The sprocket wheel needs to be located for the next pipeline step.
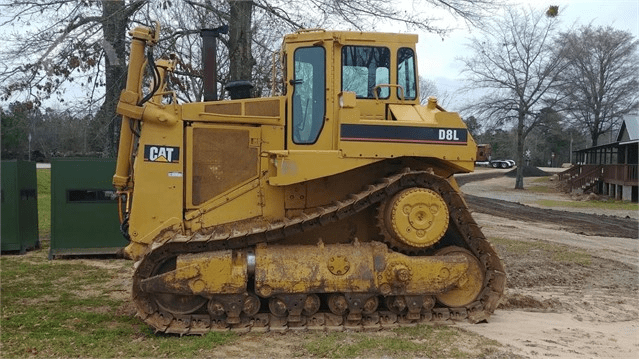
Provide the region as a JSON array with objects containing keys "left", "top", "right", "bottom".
[{"left": 378, "top": 187, "right": 449, "bottom": 253}]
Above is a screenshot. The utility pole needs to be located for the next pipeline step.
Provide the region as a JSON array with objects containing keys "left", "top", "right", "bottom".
[{"left": 569, "top": 134, "right": 573, "bottom": 164}]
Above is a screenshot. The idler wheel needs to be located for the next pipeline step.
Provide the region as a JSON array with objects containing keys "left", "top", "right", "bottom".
[
  {"left": 155, "top": 293, "right": 207, "bottom": 315},
  {"left": 152, "top": 257, "right": 206, "bottom": 315},
  {"left": 362, "top": 296, "right": 379, "bottom": 315},
  {"left": 207, "top": 299, "right": 226, "bottom": 319},
  {"left": 243, "top": 294, "right": 261, "bottom": 317},
  {"left": 435, "top": 246, "right": 485, "bottom": 308},
  {"left": 381, "top": 187, "right": 449, "bottom": 251}
]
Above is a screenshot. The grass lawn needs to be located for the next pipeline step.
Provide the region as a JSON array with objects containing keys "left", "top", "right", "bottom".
[
  {"left": 37, "top": 168, "right": 51, "bottom": 239},
  {"left": 0, "top": 241, "right": 237, "bottom": 358}
]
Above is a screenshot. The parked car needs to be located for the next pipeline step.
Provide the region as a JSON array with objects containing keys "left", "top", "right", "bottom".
[{"left": 490, "top": 159, "right": 515, "bottom": 168}]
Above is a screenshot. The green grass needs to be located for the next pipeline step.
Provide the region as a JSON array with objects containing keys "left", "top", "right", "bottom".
[
  {"left": 303, "top": 325, "right": 501, "bottom": 358},
  {"left": 0, "top": 249, "right": 236, "bottom": 358},
  {"left": 530, "top": 176, "right": 551, "bottom": 183},
  {"left": 536, "top": 198, "right": 639, "bottom": 211},
  {"left": 490, "top": 236, "right": 592, "bottom": 266},
  {"left": 37, "top": 168, "right": 51, "bottom": 239},
  {"left": 527, "top": 185, "right": 555, "bottom": 193},
  {"left": 525, "top": 176, "right": 560, "bottom": 194}
]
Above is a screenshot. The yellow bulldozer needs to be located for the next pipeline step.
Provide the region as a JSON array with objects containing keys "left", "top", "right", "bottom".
[{"left": 113, "top": 24, "right": 505, "bottom": 334}]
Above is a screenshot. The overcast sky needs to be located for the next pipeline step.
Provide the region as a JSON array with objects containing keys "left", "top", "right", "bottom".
[{"left": 412, "top": 0, "right": 639, "bottom": 110}]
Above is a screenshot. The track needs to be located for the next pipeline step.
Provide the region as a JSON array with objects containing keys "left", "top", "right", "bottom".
[{"left": 131, "top": 170, "right": 505, "bottom": 334}]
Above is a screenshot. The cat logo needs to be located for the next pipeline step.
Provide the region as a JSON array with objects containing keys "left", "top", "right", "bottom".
[{"left": 144, "top": 145, "right": 180, "bottom": 163}]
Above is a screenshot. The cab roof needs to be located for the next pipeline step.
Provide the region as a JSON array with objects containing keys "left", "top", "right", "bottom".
[{"left": 283, "top": 29, "right": 418, "bottom": 46}]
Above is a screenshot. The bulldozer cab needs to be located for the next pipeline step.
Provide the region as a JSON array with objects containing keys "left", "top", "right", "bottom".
[{"left": 283, "top": 31, "right": 419, "bottom": 151}]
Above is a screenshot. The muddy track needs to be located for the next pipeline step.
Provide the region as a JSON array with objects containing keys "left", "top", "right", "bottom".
[{"left": 463, "top": 194, "right": 638, "bottom": 239}]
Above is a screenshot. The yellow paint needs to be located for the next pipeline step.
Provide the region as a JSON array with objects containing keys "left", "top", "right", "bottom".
[
  {"left": 253, "top": 242, "right": 469, "bottom": 297},
  {"left": 149, "top": 251, "right": 247, "bottom": 295},
  {"left": 267, "top": 150, "right": 381, "bottom": 186},
  {"left": 386, "top": 188, "right": 449, "bottom": 248}
]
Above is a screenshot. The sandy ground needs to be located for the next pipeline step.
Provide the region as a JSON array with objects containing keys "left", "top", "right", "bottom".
[{"left": 457, "top": 169, "right": 639, "bottom": 359}]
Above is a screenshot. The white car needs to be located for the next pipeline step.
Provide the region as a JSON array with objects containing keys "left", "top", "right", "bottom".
[{"left": 490, "top": 160, "right": 515, "bottom": 169}]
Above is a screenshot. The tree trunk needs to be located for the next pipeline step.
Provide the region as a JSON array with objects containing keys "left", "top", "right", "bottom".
[
  {"left": 515, "top": 113, "right": 526, "bottom": 189},
  {"left": 100, "top": 0, "right": 128, "bottom": 157},
  {"left": 591, "top": 117, "right": 601, "bottom": 147},
  {"left": 228, "top": 0, "right": 255, "bottom": 84}
]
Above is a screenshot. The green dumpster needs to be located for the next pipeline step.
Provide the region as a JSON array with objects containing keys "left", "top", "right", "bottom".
[
  {"left": 1, "top": 160, "right": 40, "bottom": 253},
  {"left": 49, "top": 158, "right": 126, "bottom": 258}
]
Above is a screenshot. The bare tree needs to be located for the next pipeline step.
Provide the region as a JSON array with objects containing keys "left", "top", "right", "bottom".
[
  {"left": 419, "top": 77, "right": 439, "bottom": 104},
  {"left": 0, "top": 0, "right": 147, "bottom": 157},
  {"left": 1, "top": 0, "right": 501, "bottom": 158},
  {"left": 419, "top": 76, "right": 454, "bottom": 108},
  {"left": 460, "top": 6, "right": 566, "bottom": 189},
  {"left": 557, "top": 25, "right": 639, "bottom": 147}
]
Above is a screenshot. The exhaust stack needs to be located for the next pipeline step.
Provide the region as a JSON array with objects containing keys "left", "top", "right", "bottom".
[{"left": 200, "top": 25, "right": 228, "bottom": 102}]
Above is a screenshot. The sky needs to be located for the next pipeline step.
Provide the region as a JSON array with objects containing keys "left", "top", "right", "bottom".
[{"left": 411, "top": 0, "right": 639, "bottom": 110}]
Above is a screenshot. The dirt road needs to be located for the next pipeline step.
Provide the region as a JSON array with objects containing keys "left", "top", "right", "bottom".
[{"left": 457, "top": 170, "right": 639, "bottom": 358}]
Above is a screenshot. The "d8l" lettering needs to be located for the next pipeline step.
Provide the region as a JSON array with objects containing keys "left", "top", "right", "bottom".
[{"left": 438, "top": 129, "right": 459, "bottom": 141}]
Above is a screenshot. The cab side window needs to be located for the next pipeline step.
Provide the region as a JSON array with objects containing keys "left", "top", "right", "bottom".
[
  {"left": 397, "top": 47, "right": 416, "bottom": 100},
  {"left": 342, "top": 46, "right": 390, "bottom": 99},
  {"left": 292, "top": 46, "right": 326, "bottom": 144}
]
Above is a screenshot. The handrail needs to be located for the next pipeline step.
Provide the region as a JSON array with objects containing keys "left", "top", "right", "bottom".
[
  {"left": 560, "top": 164, "right": 638, "bottom": 193},
  {"left": 557, "top": 165, "right": 580, "bottom": 182},
  {"left": 566, "top": 165, "right": 603, "bottom": 192}
]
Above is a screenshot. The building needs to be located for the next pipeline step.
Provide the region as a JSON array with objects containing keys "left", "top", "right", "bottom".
[{"left": 560, "top": 116, "right": 638, "bottom": 202}]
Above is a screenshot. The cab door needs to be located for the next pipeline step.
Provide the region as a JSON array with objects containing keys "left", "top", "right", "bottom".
[{"left": 287, "top": 45, "right": 333, "bottom": 150}]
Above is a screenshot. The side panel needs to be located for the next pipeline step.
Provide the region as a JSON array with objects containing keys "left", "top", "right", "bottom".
[
  {"left": 184, "top": 123, "right": 263, "bottom": 230},
  {"left": 50, "top": 158, "right": 124, "bottom": 256},
  {"left": 187, "top": 125, "right": 259, "bottom": 207},
  {"left": 128, "top": 121, "right": 184, "bottom": 245},
  {"left": 338, "top": 111, "right": 477, "bottom": 172},
  {"left": 1, "top": 161, "right": 20, "bottom": 251}
]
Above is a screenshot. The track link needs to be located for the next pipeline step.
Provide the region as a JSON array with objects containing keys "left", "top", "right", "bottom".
[{"left": 131, "top": 169, "right": 506, "bottom": 334}]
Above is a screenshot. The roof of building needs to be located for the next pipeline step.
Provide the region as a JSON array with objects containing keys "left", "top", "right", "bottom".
[{"left": 617, "top": 116, "right": 639, "bottom": 144}]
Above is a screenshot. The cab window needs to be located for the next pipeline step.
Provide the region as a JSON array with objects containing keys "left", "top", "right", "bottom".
[
  {"left": 397, "top": 47, "right": 416, "bottom": 100},
  {"left": 292, "top": 46, "right": 326, "bottom": 144},
  {"left": 342, "top": 46, "right": 390, "bottom": 99}
]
